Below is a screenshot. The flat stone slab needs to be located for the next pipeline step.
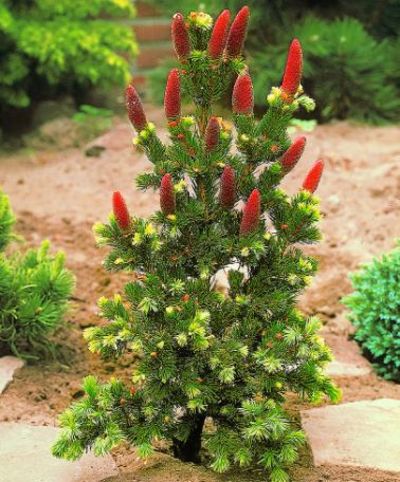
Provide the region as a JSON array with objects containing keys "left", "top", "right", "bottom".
[
  {"left": 0, "top": 356, "right": 24, "bottom": 394},
  {"left": 301, "top": 399, "right": 400, "bottom": 472},
  {"left": 0, "top": 423, "right": 118, "bottom": 482},
  {"left": 325, "top": 359, "right": 371, "bottom": 377}
]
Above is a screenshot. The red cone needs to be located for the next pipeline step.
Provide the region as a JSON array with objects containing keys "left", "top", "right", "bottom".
[
  {"left": 302, "top": 160, "right": 324, "bottom": 193},
  {"left": 171, "top": 13, "right": 190, "bottom": 60},
  {"left": 125, "top": 85, "right": 147, "bottom": 132},
  {"left": 281, "top": 39, "right": 303, "bottom": 98},
  {"left": 226, "top": 6, "right": 250, "bottom": 57},
  {"left": 208, "top": 9, "right": 231, "bottom": 59},
  {"left": 113, "top": 191, "right": 130, "bottom": 230},
  {"left": 240, "top": 189, "right": 261, "bottom": 235},
  {"left": 280, "top": 136, "right": 306, "bottom": 172},
  {"left": 160, "top": 174, "right": 176, "bottom": 215},
  {"left": 232, "top": 73, "right": 254, "bottom": 114},
  {"left": 205, "top": 117, "right": 220, "bottom": 152},
  {"left": 164, "top": 69, "right": 181, "bottom": 120},
  {"left": 219, "top": 166, "right": 236, "bottom": 208}
]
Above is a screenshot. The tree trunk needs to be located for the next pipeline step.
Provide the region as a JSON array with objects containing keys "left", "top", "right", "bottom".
[{"left": 172, "top": 414, "right": 206, "bottom": 463}]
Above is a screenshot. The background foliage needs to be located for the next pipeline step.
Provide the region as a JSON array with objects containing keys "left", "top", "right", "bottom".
[
  {"left": 251, "top": 16, "right": 400, "bottom": 123},
  {"left": 146, "top": 0, "right": 400, "bottom": 42},
  {"left": 0, "top": 190, "right": 74, "bottom": 359},
  {"left": 146, "top": 0, "right": 400, "bottom": 123},
  {"left": 0, "top": 0, "right": 137, "bottom": 131},
  {"left": 344, "top": 244, "right": 400, "bottom": 381}
]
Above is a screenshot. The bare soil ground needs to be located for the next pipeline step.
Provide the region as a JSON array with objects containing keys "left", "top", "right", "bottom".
[{"left": 0, "top": 109, "right": 399, "bottom": 481}]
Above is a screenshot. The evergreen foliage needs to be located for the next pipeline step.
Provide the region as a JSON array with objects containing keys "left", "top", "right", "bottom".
[
  {"left": 0, "top": 189, "right": 74, "bottom": 359},
  {"left": 53, "top": 8, "right": 339, "bottom": 481},
  {"left": 343, "top": 244, "right": 400, "bottom": 382},
  {"left": 0, "top": 0, "right": 137, "bottom": 129},
  {"left": 251, "top": 16, "right": 400, "bottom": 123}
]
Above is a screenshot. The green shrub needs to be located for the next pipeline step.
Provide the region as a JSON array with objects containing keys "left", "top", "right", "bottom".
[
  {"left": 251, "top": 16, "right": 400, "bottom": 123},
  {"left": 0, "top": 189, "right": 15, "bottom": 251},
  {"left": 0, "top": 190, "right": 75, "bottom": 359},
  {"left": 0, "top": 0, "right": 137, "bottom": 129},
  {"left": 343, "top": 244, "right": 400, "bottom": 381}
]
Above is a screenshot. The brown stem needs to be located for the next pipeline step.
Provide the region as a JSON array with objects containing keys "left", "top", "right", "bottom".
[
  {"left": 172, "top": 414, "right": 206, "bottom": 463},
  {"left": 196, "top": 105, "right": 210, "bottom": 137}
]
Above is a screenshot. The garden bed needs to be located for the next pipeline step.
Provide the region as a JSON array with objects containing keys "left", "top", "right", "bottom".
[{"left": 0, "top": 111, "right": 400, "bottom": 481}]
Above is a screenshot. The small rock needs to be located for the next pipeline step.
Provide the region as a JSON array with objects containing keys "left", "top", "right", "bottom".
[
  {"left": 34, "top": 392, "right": 48, "bottom": 402},
  {"left": 0, "top": 356, "right": 24, "bottom": 395},
  {"left": 72, "top": 389, "right": 85, "bottom": 399},
  {"left": 100, "top": 277, "right": 111, "bottom": 287},
  {"left": 327, "top": 194, "right": 341, "bottom": 213},
  {"left": 85, "top": 145, "right": 106, "bottom": 157}
]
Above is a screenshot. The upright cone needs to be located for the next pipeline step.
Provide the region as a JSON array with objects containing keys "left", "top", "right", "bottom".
[
  {"left": 232, "top": 73, "right": 254, "bottom": 114},
  {"left": 280, "top": 136, "right": 306, "bottom": 172},
  {"left": 205, "top": 117, "right": 220, "bottom": 152},
  {"left": 226, "top": 6, "right": 250, "bottom": 57},
  {"left": 281, "top": 39, "right": 303, "bottom": 98},
  {"left": 113, "top": 191, "right": 130, "bottom": 230},
  {"left": 160, "top": 174, "right": 176, "bottom": 215},
  {"left": 171, "top": 13, "right": 190, "bottom": 60},
  {"left": 302, "top": 160, "right": 324, "bottom": 193},
  {"left": 208, "top": 9, "right": 231, "bottom": 59},
  {"left": 164, "top": 69, "right": 181, "bottom": 120},
  {"left": 219, "top": 166, "right": 236, "bottom": 209},
  {"left": 240, "top": 189, "right": 261, "bottom": 235},
  {"left": 125, "top": 85, "right": 147, "bottom": 132}
]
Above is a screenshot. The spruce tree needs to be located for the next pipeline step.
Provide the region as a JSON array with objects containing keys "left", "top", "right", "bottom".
[{"left": 53, "top": 7, "right": 340, "bottom": 480}]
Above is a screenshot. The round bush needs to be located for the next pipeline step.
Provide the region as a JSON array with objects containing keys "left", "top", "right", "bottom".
[
  {"left": 343, "top": 244, "right": 400, "bottom": 381},
  {"left": 0, "top": 189, "right": 75, "bottom": 360}
]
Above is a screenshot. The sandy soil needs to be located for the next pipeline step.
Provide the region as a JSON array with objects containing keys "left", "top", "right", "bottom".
[{"left": 0, "top": 109, "right": 400, "bottom": 481}]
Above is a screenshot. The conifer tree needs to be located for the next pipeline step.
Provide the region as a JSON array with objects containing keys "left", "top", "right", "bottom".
[{"left": 53, "top": 7, "right": 340, "bottom": 481}]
